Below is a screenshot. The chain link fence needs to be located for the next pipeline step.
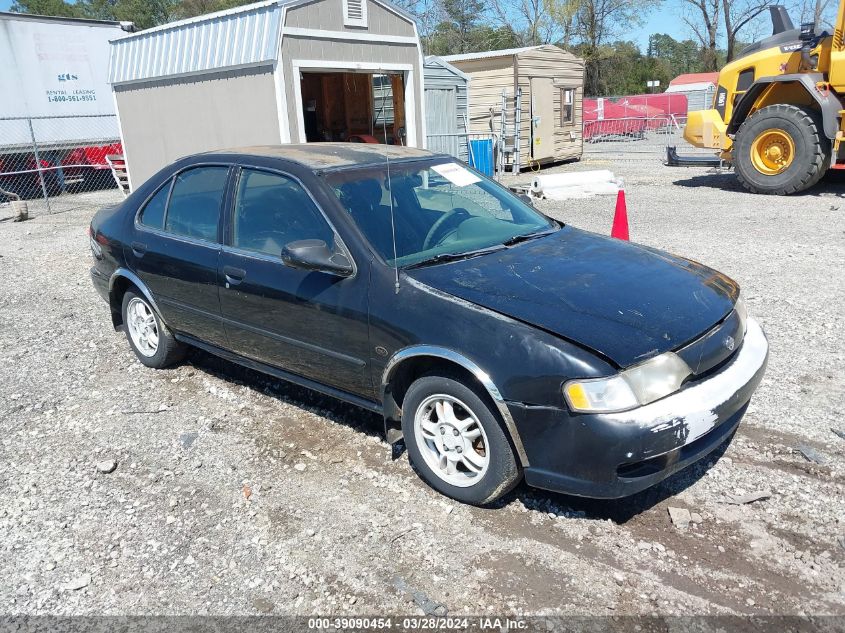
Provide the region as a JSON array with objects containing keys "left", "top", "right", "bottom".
[
  {"left": 582, "top": 92, "right": 719, "bottom": 163},
  {"left": 0, "top": 114, "right": 123, "bottom": 218}
]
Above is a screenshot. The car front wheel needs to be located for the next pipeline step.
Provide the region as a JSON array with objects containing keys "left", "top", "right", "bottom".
[
  {"left": 401, "top": 373, "right": 521, "bottom": 505},
  {"left": 121, "top": 289, "right": 185, "bottom": 368}
]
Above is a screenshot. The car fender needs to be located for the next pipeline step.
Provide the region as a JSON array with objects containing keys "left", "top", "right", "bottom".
[
  {"left": 382, "top": 344, "right": 530, "bottom": 467},
  {"left": 109, "top": 268, "right": 164, "bottom": 322}
]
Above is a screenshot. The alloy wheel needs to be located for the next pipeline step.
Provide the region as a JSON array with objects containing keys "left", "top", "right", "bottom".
[
  {"left": 413, "top": 394, "right": 490, "bottom": 487},
  {"left": 126, "top": 297, "right": 159, "bottom": 357}
]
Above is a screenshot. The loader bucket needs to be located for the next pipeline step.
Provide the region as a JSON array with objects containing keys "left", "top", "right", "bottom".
[{"left": 665, "top": 146, "right": 722, "bottom": 167}]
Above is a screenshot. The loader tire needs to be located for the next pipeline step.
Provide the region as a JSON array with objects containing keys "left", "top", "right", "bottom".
[{"left": 734, "top": 104, "right": 829, "bottom": 195}]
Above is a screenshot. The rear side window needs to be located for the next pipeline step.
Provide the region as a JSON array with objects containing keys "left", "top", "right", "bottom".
[
  {"left": 138, "top": 183, "right": 170, "bottom": 229},
  {"left": 164, "top": 166, "right": 229, "bottom": 242}
]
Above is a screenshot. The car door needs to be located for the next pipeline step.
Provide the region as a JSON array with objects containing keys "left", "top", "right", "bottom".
[
  {"left": 127, "top": 164, "right": 231, "bottom": 347},
  {"left": 218, "top": 166, "right": 372, "bottom": 397}
]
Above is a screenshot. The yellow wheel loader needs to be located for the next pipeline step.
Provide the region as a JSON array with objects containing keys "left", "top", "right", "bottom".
[{"left": 667, "top": 4, "right": 845, "bottom": 194}]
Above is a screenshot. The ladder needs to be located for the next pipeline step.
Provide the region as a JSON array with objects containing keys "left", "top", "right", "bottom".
[
  {"left": 497, "top": 88, "right": 522, "bottom": 175},
  {"left": 461, "top": 113, "right": 476, "bottom": 167},
  {"left": 106, "top": 154, "right": 130, "bottom": 196}
]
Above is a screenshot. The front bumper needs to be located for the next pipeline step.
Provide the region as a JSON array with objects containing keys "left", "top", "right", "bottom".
[{"left": 518, "top": 318, "right": 769, "bottom": 498}]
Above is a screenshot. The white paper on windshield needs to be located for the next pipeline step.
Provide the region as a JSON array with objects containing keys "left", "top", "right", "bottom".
[{"left": 432, "top": 162, "right": 481, "bottom": 187}]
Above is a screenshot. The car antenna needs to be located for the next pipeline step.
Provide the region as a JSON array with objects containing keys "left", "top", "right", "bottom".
[{"left": 379, "top": 71, "right": 400, "bottom": 294}]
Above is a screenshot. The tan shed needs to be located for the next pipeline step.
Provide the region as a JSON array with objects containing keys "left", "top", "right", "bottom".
[{"left": 442, "top": 45, "right": 584, "bottom": 172}]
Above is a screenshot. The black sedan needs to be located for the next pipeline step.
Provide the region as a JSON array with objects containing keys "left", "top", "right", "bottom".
[{"left": 89, "top": 144, "right": 769, "bottom": 506}]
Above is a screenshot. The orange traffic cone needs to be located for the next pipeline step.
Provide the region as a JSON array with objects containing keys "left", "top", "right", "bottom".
[{"left": 611, "top": 188, "right": 629, "bottom": 241}]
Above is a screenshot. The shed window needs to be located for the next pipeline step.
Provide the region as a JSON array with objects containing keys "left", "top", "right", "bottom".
[
  {"left": 343, "top": 0, "right": 367, "bottom": 27},
  {"left": 561, "top": 88, "right": 575, "bottom": 125}
]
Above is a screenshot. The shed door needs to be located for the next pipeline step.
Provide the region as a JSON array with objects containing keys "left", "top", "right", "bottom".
[
  {"left": 425, "top": 88, "right": 458, "bottom": 158},
  {"left": 530, "top": 77, "right": 554, "bottom": 161}
]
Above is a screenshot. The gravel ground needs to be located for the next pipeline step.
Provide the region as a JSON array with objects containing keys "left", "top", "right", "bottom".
[{"left": 0, "top": 158, "right": 844, "bottom": 618}]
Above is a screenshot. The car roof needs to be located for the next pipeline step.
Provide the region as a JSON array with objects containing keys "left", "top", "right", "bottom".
[{"left": 200, "top": 143, "right": 439, "bottom": 170}]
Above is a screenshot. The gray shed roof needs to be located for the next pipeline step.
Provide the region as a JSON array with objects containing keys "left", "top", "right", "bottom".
[
  {"left": 442, "top": 45, "right": 572, "bottom": 63},
  {"left": 424, "top": 55, "right": 469, "bottom": 81},
  {"left": 109, "top": 0, "right": 416, "bottom": 86}
]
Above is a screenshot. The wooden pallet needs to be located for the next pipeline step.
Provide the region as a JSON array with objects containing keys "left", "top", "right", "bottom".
[{"left": 105, "top": 154, "right": 130, "bottom": 196}]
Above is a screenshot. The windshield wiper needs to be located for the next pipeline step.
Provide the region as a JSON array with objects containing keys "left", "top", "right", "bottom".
[
  {"left": 501, "top": 227, "right": 558, "bottom": 247},
  {"left": 405, "top": 245, "right": 506, "bottom": 269}
]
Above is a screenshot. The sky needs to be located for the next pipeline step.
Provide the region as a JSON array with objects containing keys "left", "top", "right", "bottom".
[
  {"left": 635, "top": 10, "right": 689, "bottom": 51},
  {"left": 0, "top": 0, "right": 721, "bottom": 53}
]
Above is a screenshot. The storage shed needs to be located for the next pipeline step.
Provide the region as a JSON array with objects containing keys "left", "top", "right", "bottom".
[
  {"left": 666, "top": 72, "right": 719, "bottom": 113},
  {"left": 423, "top": 55, "right": 469, "bottom": 161},
  {"left": 443, "top": 45, "right": 584, "bottom": 171},
  {"left": 109, "top": 0, "right": 425, "bottom": 188}
]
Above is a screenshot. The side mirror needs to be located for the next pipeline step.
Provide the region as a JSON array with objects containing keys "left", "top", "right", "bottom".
[
  {"left": 281, "top": 239, "right": 353, "bottom": 277},
  {"left": 518, "top": 193, "right": 535, "bottom": 206}
]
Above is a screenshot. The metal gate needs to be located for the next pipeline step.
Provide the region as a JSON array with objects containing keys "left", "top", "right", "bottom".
[{"left": 425, "top": 87, "right": 461, "bottom": 160}]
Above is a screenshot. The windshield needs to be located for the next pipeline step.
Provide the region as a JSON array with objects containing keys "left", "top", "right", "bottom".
[{"left": 325, "top": 160, "right": 556, "bottom": 267}]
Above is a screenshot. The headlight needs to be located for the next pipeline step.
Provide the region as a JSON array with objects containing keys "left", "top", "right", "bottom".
[
  {"left": 734, "top": 291, "right": 747, "bottom": 334},
  {"left": 564, "top": 352, "right": 692, "bottom": 413}
]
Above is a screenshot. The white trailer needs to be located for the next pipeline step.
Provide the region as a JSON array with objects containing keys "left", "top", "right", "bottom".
[
  {"left": 0, "top": 12, "right": 133, "bottom": 198},
  {"left": 0, "top": 12, "right": 132, "bottom": 146}
]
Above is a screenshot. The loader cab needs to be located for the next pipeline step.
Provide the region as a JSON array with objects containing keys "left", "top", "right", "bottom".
[{"left": 734, "top": 6, "right": 802, "bottom": 62}]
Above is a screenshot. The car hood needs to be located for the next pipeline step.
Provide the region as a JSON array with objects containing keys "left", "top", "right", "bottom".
[{"left": 405, "top": 226, "right": 738, "bottom": 368}]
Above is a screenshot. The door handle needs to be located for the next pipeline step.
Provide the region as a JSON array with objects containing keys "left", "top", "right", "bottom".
[
  {"left": 223, "top": 266, "right": 246, "bottom": 285},
  {"left": 130, "top": 241, "right": 147, "bottom": 257}
]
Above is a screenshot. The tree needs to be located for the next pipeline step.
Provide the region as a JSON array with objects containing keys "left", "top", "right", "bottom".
[
  {"left": 648, "top": 33, "right": 705, "bottom": 75},
  {"left": 798, "top": 0, "right": 838, "bottom": 29},
  {"left": 721, "top": 0, "right": 774, "bottom": 62},
  {"left": 9, "top": 0, "right": 78, "bottom": 17},
  {"left": 425, "top": 19, "right": 519, "bottom": 55},
  {"left": 74, "top": 0, "right": 120, "bottom": 21},
  {"left": 440, "top": 0, "right": 487, "bottom": 53},
  {"left": 394, "top": 0, "right": 442, "bottom": 48},
  {"left": 488, "top": 0, "right": 554, "bottom": 46},
  {"left": 573, "top": 0, "right": 659, "bottom": 94},
  {"left": 679, "top": 0, "right": 721, "bottom": 71},
  {"left": 175, "top": 0, "right": 258, "bottom": 20},
  {"left": 544, "top": 0, "right": 580, "bottom": 48}
]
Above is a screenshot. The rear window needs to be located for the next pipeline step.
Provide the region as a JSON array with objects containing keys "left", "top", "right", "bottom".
[{"left": 164, "top": 166, "right": 229, "bottom": 242}]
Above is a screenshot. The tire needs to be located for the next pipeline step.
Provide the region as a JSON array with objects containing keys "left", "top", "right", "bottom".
[
  {"left": 121, "top": 289, "right": 185, "bottom": 368},
  {"left": 401, "top": 372, "right": 520, "bottom": 505},
  {"left": 733, "top": 104, "right": 830, "bottom": 195}
]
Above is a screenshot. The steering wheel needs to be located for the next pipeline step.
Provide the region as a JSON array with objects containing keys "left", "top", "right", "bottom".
[{"left": 423, "top": 208, "right": 470, "bottom": 250}]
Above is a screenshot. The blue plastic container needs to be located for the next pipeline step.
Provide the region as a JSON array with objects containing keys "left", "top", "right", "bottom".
[{"left": 468, "top": 139, "right": 494, "bottom": 177}]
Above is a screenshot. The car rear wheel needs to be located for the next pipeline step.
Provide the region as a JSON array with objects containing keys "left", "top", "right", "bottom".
[
  {"left": 401, "top": 373, "right": 520, "bottom": 505},
  {"left": 121, "top": 290, "right": 185, "bottom": 368}
]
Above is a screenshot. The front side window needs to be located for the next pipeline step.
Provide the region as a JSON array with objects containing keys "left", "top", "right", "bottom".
[
  {"left": 164, "top": 166, "right": 228, "bottom": 242},
  {"left": 138, "top": 182, "right": 170, "bottom": 230},
  {"left": 232, "top": 168, "right": 335, "bottom": 257},
  {"left": 326, "top": 161, "right": 555, "bottom": 267}
]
